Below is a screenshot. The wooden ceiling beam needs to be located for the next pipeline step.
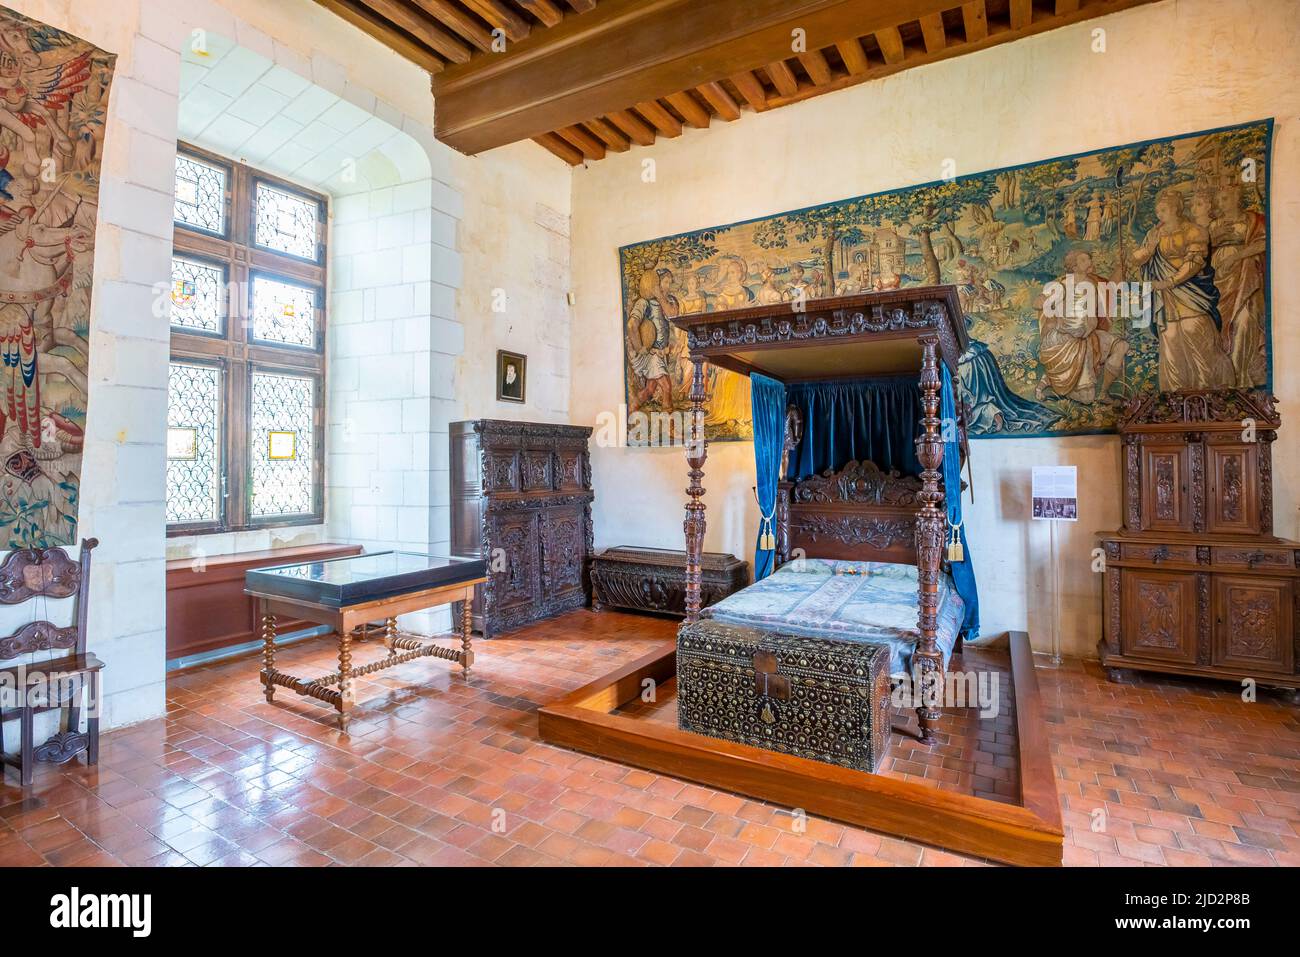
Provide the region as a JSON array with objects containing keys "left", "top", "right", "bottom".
[
  {"left": 728, "top": 70, "right": 770, "bottom": 111},
  {"left": 1010, "top": 0, "right": 1034, "bottom": 30},
  {"left": 634, "top": 100, "right": 683, "bottom": 138},
  {"left": 696, "top": 81, "right": 741, "bottom": 121},
  {"left": 764, "top": 59, "right": 799, "bottom": 97},
  {"left": 433, "top": 0, "right": 971, "bottom": 154},
  {"left": 835, "top": 37, "right": 870, "bottom": 75},
  {"left": 962, "top": 1, "right": 989, "bottom": 42},
  {"left": 556, "top": 123, "right": 606, "bottom": 159},
  {"left": 462, "top": 0, "right": 532, "bottom": 42},
  {"left": 566, "top": 0, "right": 597, "bottom": 11},
  {"left": 874, "top": 25, "right": 904, "bottom": 65},
  {"left": 360, "top": 0, "right": 472, "bottom": 63},
  {"left": 518, "top": 0, "right": 565, "bottom": 28},
  {"left": 764, "top": 0, "right": 1158, "bottom": 114},
  {"left": 410, "top": 0, "right": 496, "bottom": 52},
  {"left": 665, "top": 91, "right": 711, "bottom": 128},
  {"left": 315, "top": 0, "right": 446, "bottom": 72},
  {"left": 533, "top": 132, "right": 583, "bottom": 164},
  {"left": 1055, "top": 0, "right": 1081, "bottom": 11},
  {"left": 584, "top": 115, "right": 631, "bottom": 151},
  {"left": 918, "top": 13, "right": 946, "bottom": 54},
  {"left": 797, "top": 49, "right": 834, "bottom": 85},
  {"left": 607, "top": 108, "right": 657, "bottom": 145}
]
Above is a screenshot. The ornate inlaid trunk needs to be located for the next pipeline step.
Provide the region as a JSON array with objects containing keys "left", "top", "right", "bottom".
[
  {"left": 676, "top": 619, "right": 891, "bottom": 772},
  {"left": 1099, "top": 390, "right": 1300, "bottom": 696},
  {"left": 591, "top": 546, "right": 748, "bottom": 617},
  {"left": 450, "top": 420, "right": 593, "bottom": 638}
]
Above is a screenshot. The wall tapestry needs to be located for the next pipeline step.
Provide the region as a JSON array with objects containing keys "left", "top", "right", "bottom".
[
  {"left": 619, "top": 119, "right": 1272, "bottom": 442},
  {"left": 0, "top": 5, "right": 114, "bottom": 547}
]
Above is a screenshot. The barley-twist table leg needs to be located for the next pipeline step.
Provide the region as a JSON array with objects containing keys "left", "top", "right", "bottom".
[
  {"left": 384, "top": 616, "right": 398, "bottom": 653},
  {"left": 261, "top": 608, "right": 277, "bottom": 703},
  {"left": 338, "top": 630, "right": 353, "bottom": 733},
  {"left": 460, "top": 590, "right": 473, "bottom": 679}
]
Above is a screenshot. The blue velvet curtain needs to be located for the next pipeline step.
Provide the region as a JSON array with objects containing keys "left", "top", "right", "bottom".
[
  {"left": 941, "top": 366, "right": 980, "bottom": 638},
  {"left": 750, "top": 372, "right": 787, "bottom": 581},
  {"left": 784, "top": 373, "right": 980, "bottom": 638},
  {"left": 786, "top": 377, "right": 922, "bottom": 480}
]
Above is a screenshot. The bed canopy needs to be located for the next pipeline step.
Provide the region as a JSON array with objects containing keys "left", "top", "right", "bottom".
[{"left": 670, "top": 287, "right": 977, "bottom": 742}]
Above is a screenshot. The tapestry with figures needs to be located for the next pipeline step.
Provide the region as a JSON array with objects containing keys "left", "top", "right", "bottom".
[
  {"left": 0, "top": 5, "right": 114, "bottom": 547},
  {"left": 619, "top": 119, "right": 1272, "bottom": 442}
]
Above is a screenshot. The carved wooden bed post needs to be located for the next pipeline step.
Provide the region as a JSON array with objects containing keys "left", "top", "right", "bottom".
[
  {"left": 683, "top": 354, "right": 709, "bottom": 623},
  {"left": 913, "top": 334, "right": 945, "bottom": 744}
]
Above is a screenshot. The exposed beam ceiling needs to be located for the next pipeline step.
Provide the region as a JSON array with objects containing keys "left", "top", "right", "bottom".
[{"left": 315, "top": 0, "right": 1165, "bottom": 165}]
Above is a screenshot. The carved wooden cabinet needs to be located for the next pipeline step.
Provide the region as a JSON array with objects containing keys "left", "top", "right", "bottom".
[
  {"left": 1099, "top": 390, "right": 1299, "bottom": 696},
  {"left": 450, "top": 420, "right": 593, "bottom": 638}
]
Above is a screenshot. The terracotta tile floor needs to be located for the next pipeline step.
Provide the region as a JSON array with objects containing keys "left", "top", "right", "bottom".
[
  {"left": 1, "top": 609, "right": 1297, "bottom": 867},
  {"left": 619, "top": 645, "right": 1020, "bottom": 805}
]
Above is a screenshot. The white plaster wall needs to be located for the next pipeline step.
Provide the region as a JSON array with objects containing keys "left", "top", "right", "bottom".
[
  {"left": 567, "top": 0, "right": 1300, "bottom": 659},
  {"left": 1, "top": 0, "right": 573, "bottom": 730}
]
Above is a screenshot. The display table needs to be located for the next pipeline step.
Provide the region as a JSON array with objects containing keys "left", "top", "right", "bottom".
[{"left": 245, "top": 552, "right": 487, "bottom": 731}]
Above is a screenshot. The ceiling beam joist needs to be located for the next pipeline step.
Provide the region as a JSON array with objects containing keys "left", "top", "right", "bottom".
[
  {"left": 462, "top": 0, "right": 532, "bottom": 43},
  {"left": 410, "top": 0, "right": 496, "bottom": 52},
  {"left": 634, "top": 100, "right": 683, "bottom": 138},
  {"left": 728, "top": 70, "right": 770, "bottom": 111},
  {"left": 360, "top": 0, "right": 472, "bottom": 64},
  {"left": 607, "top": 108, "right": 657, "bottom": 145},
  {"left": 696, "top": 81, "right": 741, "bottom": 121},
  {"left": 835, "top": 37, "right": 870, "bottom": 75},
  {"left": 432, "top": 0, "right": 970, "bottom": 154},
  {"left": 315, "top": 0, "right": 446, "bottom": 72},
  {"left": 533, "top": 132, "right": 583, "bottom": 164}
]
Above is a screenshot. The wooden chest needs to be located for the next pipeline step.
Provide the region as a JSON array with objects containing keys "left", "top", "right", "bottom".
[
  {"left": 590, "top": 546, "right": 748, "bottom": 617},
  {"left": 676, "top": 619, "right": 892, "bottom": 772}
]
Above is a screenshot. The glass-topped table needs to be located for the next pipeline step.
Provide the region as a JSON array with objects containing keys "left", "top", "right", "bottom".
[
  {"left": 245, "top": 551, "right": 488, "bottom": 731},
  {"left": 247, "top": 551, "right": 487, "bottom": 607}
]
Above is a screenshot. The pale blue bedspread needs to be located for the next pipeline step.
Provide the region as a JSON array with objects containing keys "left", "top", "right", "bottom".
[{"left": 701, "top": 558, "right": 964, "bottom": 676}]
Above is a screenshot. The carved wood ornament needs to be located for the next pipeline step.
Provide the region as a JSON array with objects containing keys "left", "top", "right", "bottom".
[
  {"left": 1099, "top": 388, "right": 1300, "bottom": 695},
  {"left": 672, "top": 288, "right": 970, "bottom": 744}
]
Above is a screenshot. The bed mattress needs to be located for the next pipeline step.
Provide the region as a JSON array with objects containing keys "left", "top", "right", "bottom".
[{"left": 700, "top": 558, "right": 965, "bottom": 675}]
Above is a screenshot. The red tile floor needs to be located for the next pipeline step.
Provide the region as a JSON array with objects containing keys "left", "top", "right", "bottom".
[{"left": 1, "top": 610, "right": 1297, "bottom": 866}]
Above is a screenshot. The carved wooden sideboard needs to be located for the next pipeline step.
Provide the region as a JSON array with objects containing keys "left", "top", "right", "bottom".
[
  {"left": 450, "top": 420, "right": 593, "bottom": 638},
  {"left": 1099, "top": 390, "right": 1299, "bottom": 696},
  {"left": 591, "top": 546, "right": 748, "bottom": 617}
]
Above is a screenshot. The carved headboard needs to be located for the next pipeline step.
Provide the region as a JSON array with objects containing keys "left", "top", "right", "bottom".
[{"left": 775, "top": 460, "right": 922, "bottom": 567}]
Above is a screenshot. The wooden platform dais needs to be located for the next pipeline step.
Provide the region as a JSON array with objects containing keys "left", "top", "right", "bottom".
[{"left": 539, "top": 630, "right": 1063, "bottom": 866}]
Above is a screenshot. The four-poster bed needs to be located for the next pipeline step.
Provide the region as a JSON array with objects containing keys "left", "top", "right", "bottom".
[
  {"left": 538, "top": 288, "right": 1062, "bottom": 866},
  {"left": 675, "top": 287, "right": 972, "bottom": 742}
]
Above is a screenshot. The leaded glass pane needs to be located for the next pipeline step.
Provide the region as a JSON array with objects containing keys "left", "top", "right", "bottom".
[
  {"left": 250, "top": 371, "right": 314, "bottom": 518},
  {"left": 251, "top": 275, "right": 316, "bottom": 347},
  {"left": 255, "top": 182, "right": 319, "bottom": 259},
  {"left": 169, "top": 255, "right": 225, "bottom": 333},
  {"left": 167, "top": 362, "right": 222, "bottom": 525},
  {"left": 174, "top": 153, "right": 226, "bottom": 233}
]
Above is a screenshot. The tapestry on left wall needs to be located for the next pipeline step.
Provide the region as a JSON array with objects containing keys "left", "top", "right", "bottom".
[{"left": 0, "top": 5, "right": 115, "bottom": 548}]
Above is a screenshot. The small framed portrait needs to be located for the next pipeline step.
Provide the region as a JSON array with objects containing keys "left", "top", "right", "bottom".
[{"left": 497, "top": 350, "right": 526, "bottom": 403}]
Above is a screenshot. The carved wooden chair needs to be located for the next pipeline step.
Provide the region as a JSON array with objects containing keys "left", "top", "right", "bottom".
[{"left": 0, "top": 538, "right": 101, "bottom": 786}]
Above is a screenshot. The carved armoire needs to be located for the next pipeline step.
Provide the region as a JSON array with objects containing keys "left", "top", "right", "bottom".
[
  {"left": 450, "top": 420, "right": 593, "bottom": 638},
  {"left": 1099, "top": 390, "right": 1299, "bottom": 696}
]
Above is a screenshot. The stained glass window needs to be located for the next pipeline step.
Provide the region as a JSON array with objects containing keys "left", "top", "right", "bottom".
[
  {"left": 170, "top": 144, "right": 326, "bottom": 533},
  {"left": 250, "top": 371, "right": 315, "bottom": 518},
  {"left": 166, "top": 362, "right": 222, "bottom": 525},
  {"left": 174, "top": 153, "right": 226, "bottom": 234},
  {"left": 255, "top": 182, "right": 319, "bottom": 260},
  {"left": 169, "top": 255, "right": 225, "bottom": 333},
  {"left": 251, "top": 275, "right": 316, "bottom": 347}
]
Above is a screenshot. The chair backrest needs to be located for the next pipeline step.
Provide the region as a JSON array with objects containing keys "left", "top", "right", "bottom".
[{"left": 0, "top": 538, "right": 98, "bottom": 662}]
